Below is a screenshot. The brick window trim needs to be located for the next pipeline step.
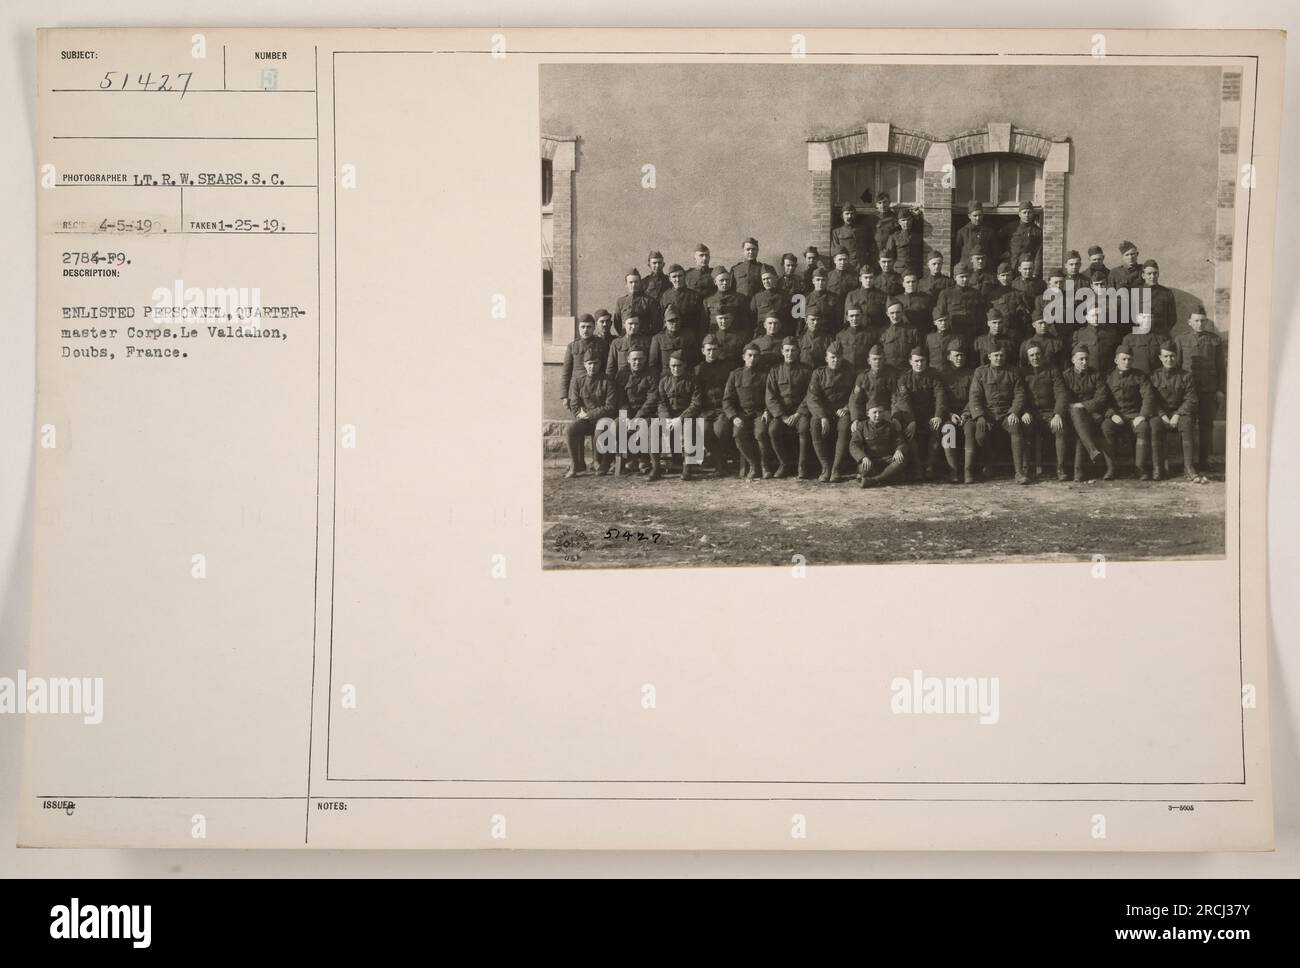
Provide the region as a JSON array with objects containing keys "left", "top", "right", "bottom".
[{"left": 543, "top": 135, "right": 579, "bottom": 351}]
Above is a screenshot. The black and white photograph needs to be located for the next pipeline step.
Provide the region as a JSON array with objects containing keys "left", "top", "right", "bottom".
[{"left": 541, "top": 62, "right": 1237, "bottom": 568}]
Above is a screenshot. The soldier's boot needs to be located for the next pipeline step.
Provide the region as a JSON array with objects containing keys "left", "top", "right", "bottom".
[
  {"left": 1055, "top": 429, "right": 1071, "bottom": 481},
  {"left": 647, "top": 456, "right": 663, "bottom": 482},
  {"left": 756, "top": 433, "right": 777, "bottom": 479},
  {"left": 1136, "top": 435, "right": 1152, "bottom": 481},
  {"left": 962, "top": 450, "right": 976, "bottom": 485},
  {"left": 736, "top": 437, "right": 761, "bottom": 480},
  {"left": 858, "top": 458, "right": 872, "bottom": 488},
  {"left": 1010, "top": 429, "right": 1029, "bottom": 484},
  {"left": 595, "top": 457, "right": 611, "bottom": 477},
  {"left": 1072, "top": 441, "right": 1087, "bottom": 482},
  {"left": 564, "top": 465, "right": 581, "bottom": 479},
  {"left": 797, "top": 437, "right": 814, "bottom": 480},
  {"left": 1032, "top": 434, "right": 1044, "bottom": 478},
  {"left": 1150, "top": 425, "right": 1165, "bottom": 480},
  {"left": 680, "top": 457, "right": 693, "bottom": 481},
  {"left": 942, "top": 445, "right": 962, "bottom": 484}
]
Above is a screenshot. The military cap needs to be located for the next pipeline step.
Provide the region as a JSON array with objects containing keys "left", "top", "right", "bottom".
[
  {"left": 1119, "top": 240, "right": 1138, "bottom": 253},
  {"left": 842, "top": 202, "right": 857, "bottom": 214},
  {"left": 826, "top": 340, "right": 844, "bottom": 355},
  {"left": 867, "top": 343, "right": 884, "bottom": 356},
  {"left": 663, "top": 306, "right": 681, "bottom": 322},
  {"left": 927, "top": 251, "right": 944, "bottom": 263},
  {"left": 667, "top": 263, "right": 685, "bottom": 275},
  {"left": 1018, "top": 200, "right": 1034, "bottom": 212},
  {"left": 1089, "top": 267, "right": 1110, "bottom": 282},
  {"left": 833, "top": 246, "right": 849, "bottom": 257},
  {"left": 627, "top": 347, "right": 647, "bottom": 357},
  {"left": 858, "top": 264, "right": 874, "bottom": 276},
  {"left": 954, "top": 262, "right": 971, "bottom": 274},
  {"left": 782, "top": 335, "right": 799, "bottom": 347},
  {"left": 997, "top": 261, "right": 1012, "bottom": 274},
  {"left": 594, "top": 308, "right": 612, "bottom": 321},
  {"left": 806, "top": 308, "right": 823, "bottom": 320},
  {"left": 1160, "top": 339, "right": 1179, "bottom": 353},
  {"left": 1023, "top": 338, "right": 1047, "bottom": 356},
  {"left": 669, "top": 349, "right": 684, "bottom": 362},
  {"left": 932, "top": 307, "right": 949, "bottom": 321},
  {"left": 744, "top": 341, "right": 761, "bottom": 354},
  {"left": 582, "top": 347, "right": 602, "bottom": 362},
  {"left": 898, "top": 208, "right": 914, "bottom": 220},
  {"left": 986, "top": 308, "right": 1004, "bottom": 321},
  {"left": 945, "top": 336, "right": 971, "bottom": 353},
  {"left": 805, "top": 245, "right": 821, "bottom": 256},
  {"left": 1066, "top": 250, "right": 1082, "bottom": 261},
  {"left": 968, "top": 245, "right": 986, "bottom": 257},
  {"left": 713, "top": 266, "right": 731, "bottom": 278},
  {"left": 886, "top": 299, "right": 904, "bottom": 311},
  {"left": 1071, "top": 346, "right": 1090, "bottom": 358},
  {"left": 647, "top": 250, "right": 664, "bottom": 262},
  {"left": 781, "top": 252, "right": 798, "bottom": 264},
  {"left": 1031, "top": 312, "right": 1047, "bottom": 324},
  {"left": 1048, "top": 267, "right": 1066, "bottom": 279},
  {"left": 623, "top": 312, "right": 641, "bottom": 324},
  {"left": 626, "top": 266, "right": 642, "bottom": 276},
  {"left": 714, "top": 307, "right": 735, "bottom": 318},
  {"left": 968, "top": 201, "right": 984, "bottom": 214},
  {"left": 909, "top": 345, "right": 927, "bottom": 358},
  {"left": 763, "top": 312, "right": 781, "bottom": 322},
  {"left": 1087, "top": 245, "right": 1104, "bottom": 256},
  {"left": 761, "top": 266, "right": 777, "bottom": 277},
  {"left": 694, "top": 242, "right": 710, "bottom": 254},
  {"left": 865, "top": 390, "right": 891, "bottom": 410},
  {"left": 578, "top": 312, "right": 595, "bottom": 324},
  {"left": 811, "top": 267, "right": 828, "bottom": 279},
  {"left": 701, "top": 334, "right": 719, "bottom": 347},
  {"left": 743, "top": 237, "right": 759, "bottom": 247},
  {"left": 1143, "top": 259, "right": 1160, "bottom": 270}
]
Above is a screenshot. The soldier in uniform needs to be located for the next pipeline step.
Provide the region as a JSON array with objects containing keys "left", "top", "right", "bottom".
[
  {"left": 749, "top": 267, "right": 790, "bottom": 338},
  {"left": 1141, "top": 259, "right": 1177, "bottom": 337},
  {"left": 937, "top": 339, "right": 979, "bottom": 483},
  {"left": 1059, "top": 346, "right": 1114, "bottom": 481},
  {"left": 1062, "top": 250, "right": 1090, "bottom": 298},
  {"left": 1120, "top": 311, "right": 1163, "bottom": 374},
  {"left": 1174, "top": 308, "right": 1225, "bottom": 473},
  {"left": 765, "top": 336, "right": 814, "bottom": 479},
  {"left": 1073, "top": 304, "right": 1122, "bottom": 376},
  {"left": 837, "top": 306, "right": 877, "bottom": 373},
  {"left": 641, "top": 251, "right": 671, "bottom": 304},
  {"left": 1086, "top": 244, "right": 1109, "bottom": 277},
  {"left": 874, "top": 253, "right": 904, "bottom": 299},
  {"left": 648, "top": 306, "right": 697, "bottom": 382},
  {"left": 1019, "top": 317, "right": 1065, "bottom": 371},
  {"left": 660, "top": 263, "right": 707, "bottom": 339},
  {"left": 1037, "top": 268, "right": 1077, "bottom": 347},
  {"left": 685, "top": 243, "right": 720, "bottom": 299},
  {"left": 850, "top": 344, "right": 903, "bottom": 444},
  {"left": 614, "top": 348, "right": 659, "bottom": 474},
  {"left": 565, "top": 347, "right": 617, "bottom": 477},
  {"left": 606, "top": 313, "right": 652, "bottom": 378},
  {"left": 879, "top": 299, "right": 920, "bottom": 370},
  {"left": 919, "top": 252, "right": 954, "bottom": 297},
  {"left": 1148, "top": 341, "right": 1206, "bottom": 483},
  {"left": 898, "top": 271, "right": 935, "bottom": 333},
  {"left": 592, "top": 307, "right": 616, "bottom": 347},
  {"left": 704, "top": 266, "right": 747, "bottom": 335},
  {"left": 613, "top": 269, "right": 661, "bottom": 337},
  {"left": 926, "top": 309, "right": 957, "bottom": 370},
  {"left": 885, "top": 208, "right": 926, "bottom": 278},
  {"left": 1012, "top": 255, "right": 1046, "bottom": 330},
  {"left": 981, "top": 259, "right": 1014, "bottom": 304},
  {"left": 778, "top": 253, "right": 808, "bottom": 303},
  {"left": 1095, "top": 347, "right": 1155, "bottom": 480},
  {"left": 827, "top": 248, "right": 859, "bottom": 303},
  {"left": 799, "top": 309, "right": 834, "bottom": 368},
  {"left": 845, "top": 264, "right": 888, "bottom": 333},
  {"left": 894, "top": 346, "right": 945, "bottom": 480},
  {"left": 731, "top": 237, "right": 776, "bottom": 302},
  {"left": 974, "top": 308, "right": 1018, "bottom": 368},
  {"left": 832, "top": 202, "right": 874, "bottom": 274},
  {"left": 806, "top": 340, "right": 858, "bottom": 482},
  {"left": 935, "top": 262, "right": 986, "bottom": 340},
  {"left": 802, "top": 245, "right": 829, "bottom": 290},
  {"left": 955, "top": 200, "right": 1000, "bottom": 267},
  {"left": 751, "top": 313, "right": 786, "bottom": 372},
  {"left": 870, "top": 192, "right": 899, "bottom": 258},
  {"left": 1007, "top": 200, "right": 1043, "bottom": 277},
  {"left": 967, "top": 247, "right": 994, "bottom": 294},
  {"left": 649, "top": 350, "right": 698, "bottom": 482},
  {"left": 723, "top": 342, "right": 776, "bottom": 479},
  {"left": 969, "top": 344, "right": 1029, "bottom": 483},
  {"left": 851, "top": 393, "right": 910, "bottom": 488},
  {"left": 1017, "top": 341, "right": 1068, "bottom": 480},
  {"left": 694, "top": 334, "right": 736, "bottom": 476},
  {"left": 709, "top": 308, "right": 747, "bottom": 369},
  {"left": 805, "top": 267, "right": 843, "bottom": 334},
  {"left": 1108, "top": 241, "right": 1143, "bottom": 292},
  {"left": 561, "top": 313, "right": 601, "bottom": 412}
]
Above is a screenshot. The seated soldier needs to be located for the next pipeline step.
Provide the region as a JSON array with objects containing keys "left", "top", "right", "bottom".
[
  {"left": 970, "top": 344, "right": 1029, "bottom": 484},
  {"left": 778, "top": 252, "right": 808, "bottom": 301},
  {"left": 805, "top": 340, "right": 857, "bottom": 483},
  {"left": 851, "top": 393, "right": 909, "bottom": 488},
  {"left": 614, "top": 347, "right": 659, "bottom": 474},
  {"left": 967, "top": 247, "right": 992, "bottom": 292},
  {"left": 1095, "top": 347, "right": 1155, "bottom": 480},
  {"left": 879, "top": 299, "right": 920, "bottom": 370},
  {"left": 937, "top": 339, "right": 978, "bottom": 484},
  {"left": 893, "top": 346, "right": 945, "bottom": 481},
  {"left": 1018, "top": 341, "right": 1068, "bottom": 480},
  {"left": 561, "top": 312, "right": 601, "bottom": 412},
  {"left": 765, "top": 336, "right": 814, "bottom": 479},
  {"left": 650, "top": 350, "right": 699, "bottom": 481},
  {"left": 1059, "top": 347, "right": 1114, "bottom": 481},
  {"left": 704, "top": 266, "right": 746, "bottom": 334},
  {"left": 874, "top": 253, "right": 904, "bottom": 298},
  {"left": 723, "top": 342, "right": 777, "bottom": 480},
  {"left": 648, "top": 306, "right": 696, "bottom": 382},
  {"left": 565, "top": 347, "right": 617, "bottom": 478},
  {"left": 693, "top": 334, "right": 735, "bottom": 477},
  {"left": 935, "top": 262, "right": 985, "bottom": 340},
  {"left": 1148, "top": 341, "right": 1207, "bottom": 483}
]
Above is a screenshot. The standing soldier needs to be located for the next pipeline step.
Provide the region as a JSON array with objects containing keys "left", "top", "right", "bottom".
[
  {"left": 1060, "top": 346, "right": 1114, "bottom": 481},
  {"left": 975, "top": 308, "right": 1018, "bottom": 367},
  {"left": 561, "top": 313, "right": 601, "bottom": 412},
  {"left": 709, "top": 308, "right": 748, "bottom": 369},
  {"left": 1018, "top": 342, "right": 1068, "bottom": 480},
  {"left": 879, "top": 300, "right": 920, "bottom": 370},
  {"left": 1174, "top": 308, "right": 1225, "bottom": 473},
  {"left": 766, "top": 336, "right": 814, "bottom": 479},
  {"left": 749, "top": 267, "right": 790, "bottom": 338},
  {"left": 845, "top": 264, "right": 888, "bottom": 334},
  {"left": 685, "top": 243, "right": 720, "bottom": 299},
  {"left": 1062, "top": 250, "right": 1090, "bottom": 297},
  {"left": 802, "top": 245, "right": 829, "bottom": 290},
  {"left": 1086, "top": 244, "right": 1109, "bottom": 277},
  {"left": 955, "top": 201, "right": 1000, "bottom": 267},
  {"left": 641, "top": 251, "right": 671, "bottom": 303},
  {"left": 806, "top": 340, "right": 858, "bottom": 483},
  {"left": 850, "top": 344, "right": 903, "bottom": 438},
  {"left": 694, "top": 334, "right": 736, "bottom": 476},
  {"left": 919, "top": 251, "right": 954, "bottom": 297},
  {"left": 805, "top": 268, "right": 843, "bottom": 334},
  {"left": 704, "top": 267, "right": 747, "bottom": 334},
  {"left": 894, "top": 346, "right": 945, "bottom": 480},
  {"left": 899, "top": 271, "right": 935, "bottom": 334},
  {"left": 870, "top": 192, "right": 899, "bottom": 258},
  {"left": 731, "top": 237, "right": 776, "bottom": 302},
  {"left": 1141, "top": 259, "right": 1177, "bottom": 337},
  {"left": 981, "top": 260, "right": 1014, "bottom": 304},
  {"left": 648, "top": 306, "right": 697, "bottom": 382},
  {"left": 837, "top": 306, "right": 877, "bottom": 373},
  {"left": 851, "top": 394, "right": 910, "bottom": 488},
  {"left": 1011, "top": 255, "right": 1046, "bottom": 331},
  {"left": 1108, "top": 241, "right": 1143, "bottom": 292},
  {"left": 1120, "top": 311, "right": 1163, "bottom": 374},
  {"left": 592, "top": 307, "right": 616, "bottom": 348},
  {"left": 1095, "top": 347, "right": 1155, "bottom": 480},
  {"left": 969, "top": 344, "right": 1029, "bottom": 484},
  {"left": 1007, "top": 200, "right": 1042, "bottom": 277},
  {"left": 1073, "top": 304, "right": 1122, "bottom": 376},
  {"left": 1148, "top": 341, "right": 1206, "bottom": 483},
  {"left": 967, "top": 247, "right": 993, "bottom": 294},
  {"left": 937, "top": 339, "right": 979, "bottom": 483},
  {"left": 615, "top": 348, "right": 659, "bottom": 474},
  {"left": 935, "top": 262, "right": 986, "bottom": 340},
  {"left": 799, "top": 309, "right": 834, "bottom": 369},
  {"left": 724, "top": 342, "right": 776, "bottom": 479},
  {"left": 565, "top": 347, "right": 617, "bottom": 478},
  {"left": 886, "top": 208, "right": 926, "bottom": 278},
  {"left": 874, "top": 253, "right": 904, "bottom": 299},
  {"left": 926, "top": 309, "right": 957, "bottom": 370},
  {"left": 660, "top": 263, "right": 707, "bottom": 339},
  {"left": 778, "top": 252, "right": 807, "bottom": 302},
  {"left": 1019, "top": 318, "right": 1065, "bottom": 371},
  {"left": 827, "top": 249, "right": 859, "bottom": 304},
  {"left": 832, "top": 202, "right": 874, "bottom": 273},
  {"left": 649, "top": 350, "right": 699, "bottom": 482},
  {"left": 1036, "top": 268, "right": 1076, "bottom": 346},
  {"left": 613, "top": 269, "right": 661, "bottom": 337},
  {"left": 606, "top": 313, "right": 652, "bottom": 378},
  {"left": 751, "top": 313, "right": 786, "bottom": 372}
]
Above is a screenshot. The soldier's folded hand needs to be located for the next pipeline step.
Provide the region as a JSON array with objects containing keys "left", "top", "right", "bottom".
[
  {"left": 1169, "top": 414, "right": 1180, "bottom": 427},
  {"left": 1111, "top": 414, "right": 1124, "bottom": 424},
  {"left": 1020, "top": 412, "right": 1032, "bottom": 425},
  {"left": 837, "top": 407, "right": 849, "bottom": 418},
  {"left": 578, "top": 409, "right": 589, "bottom": 419},
  {"left": 1050, "top": 414, "right": 1063, "bottom": 433},
  {"left": 784, "top": 414, "right": 798, "bottom": 427},
  {"left": 1004, "top": 415, "right": 1017, "bottom": 430},
  {"left": 892, "top": 448, "right": 906, "bottom": 463},
  {"left": 1133, "top": 415, "right": 1146, "bottom": 428},
  {"left": 850, "top": 419, "right": 861, "bottom": 433},
  {"left": 976, "top": 416, "right": 989, "bottom": 433},
  {"left": 929, "top": 416, "right": 942, "bottom": 431}
]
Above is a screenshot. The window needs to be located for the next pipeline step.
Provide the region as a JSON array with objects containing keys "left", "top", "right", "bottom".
[
  {"left": 542, "top": 159, "right": 554, "bottom": 209},
  {"left": 953, "top": 154, "right": 1042, "bottom": 210},
  {"left": 832, "top": 154, "right": 921, "bottom": 209}
]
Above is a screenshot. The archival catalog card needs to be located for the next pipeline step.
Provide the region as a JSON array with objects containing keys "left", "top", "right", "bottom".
[{"left": 20, "top": 27, "right": 1282, "bottom": 849}]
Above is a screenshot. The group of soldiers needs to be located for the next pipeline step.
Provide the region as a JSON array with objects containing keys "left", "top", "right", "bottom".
[{"left": 560, "top": 199, "right": 1227, "bottom": 487}]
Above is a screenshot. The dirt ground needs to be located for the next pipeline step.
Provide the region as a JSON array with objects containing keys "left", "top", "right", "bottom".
[{"left": 542, "top": 457, "right": 1226, "bottom": 569}]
